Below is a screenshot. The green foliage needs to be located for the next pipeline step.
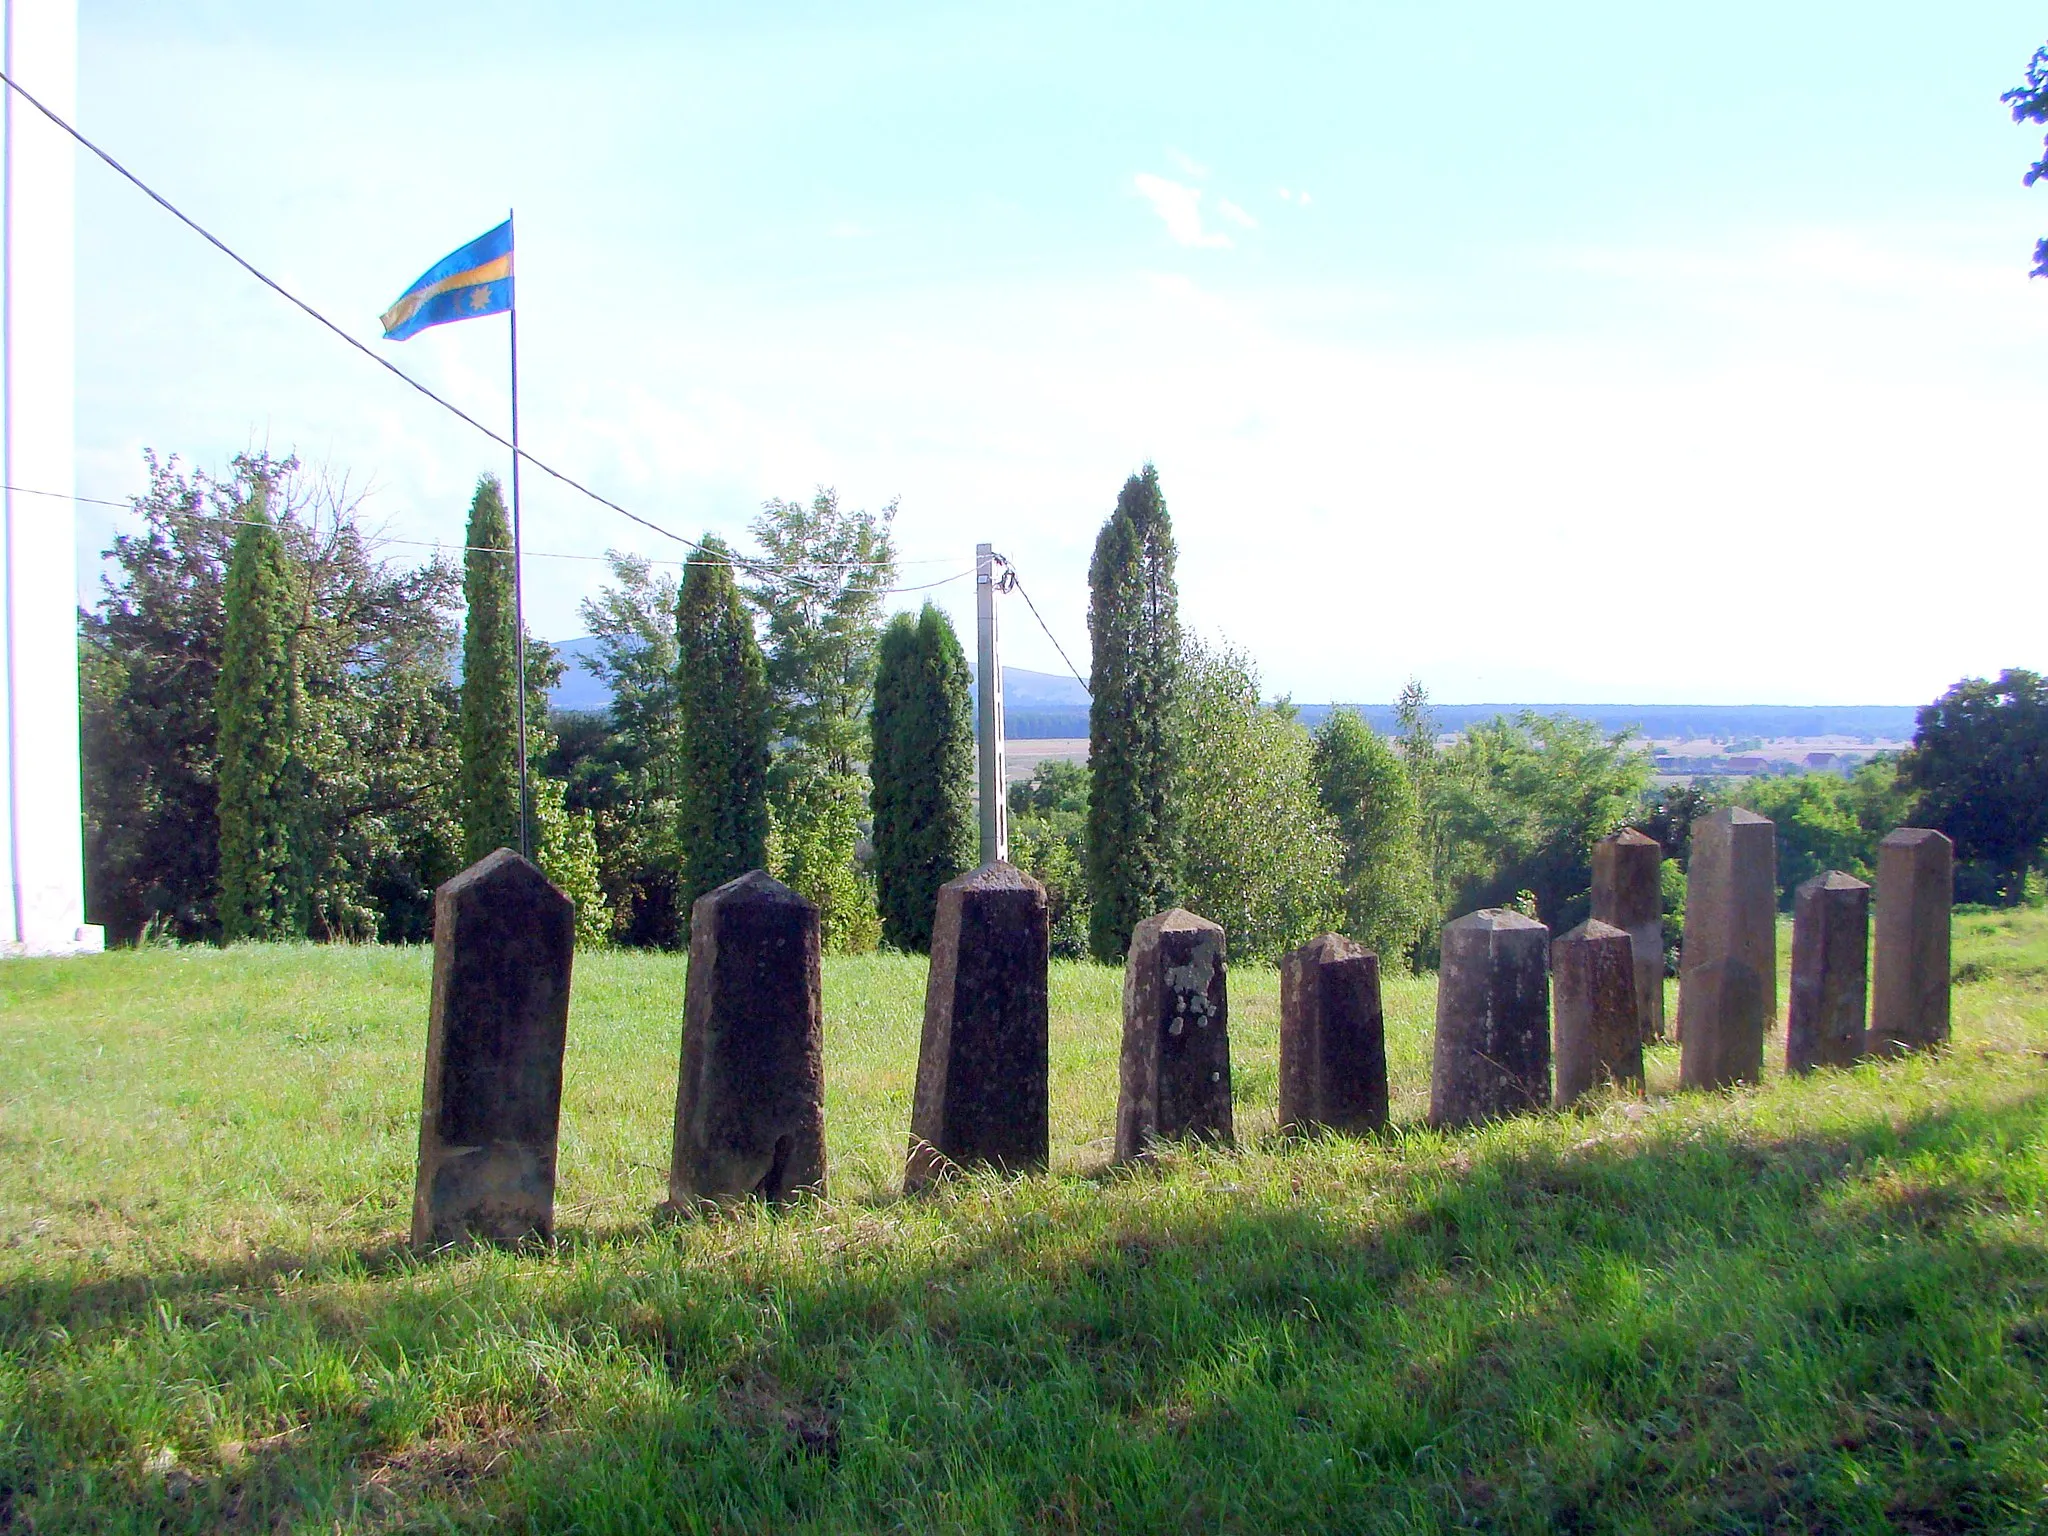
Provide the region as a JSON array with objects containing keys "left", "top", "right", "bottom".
[
  {"left": 2005, "top": 44, "right": 2048, "bottom": 276},
  {"left": 567, "top": 553, "right": 686, "bottom": 946},
  {"left": 745, "top": 488, "right": 898, "bottom": 774},
  {"left": 869, "top": 604, "right": 975, "bottom": 951},
  {"left": 1085, "top": 465, "right": 1181, "bottom": 962},
  {"left": 768, "top": 758, "right": 881, "bottom": 953},
  {"left": 674, "top": 536, "right": 773, "bottom": 914},
  {"left": 213, "top": 483, "right": 302, "bottom": 942},
  {"left": 1008, "top": 760, "right": 1091, "bottom": 959},
  {"left": 1174, "top": 638, "right": 1342, "bottom": 961},
  {"left": 530, "top": 773, "right": 609, "bottom": 947},
  {"left": 1434, "top": 711, "right": 1652, "bottom": 931},
  {"left": 1901, "top": 670, "right": 2048, "bottom": 905},
  {"left": 1735, "top": 768, "right": 1907, "bottom": 909},
  {"left": 457, "top": 475, "right": 522, "bottom": 865},
  {"left": 1311, "top": 707, "right": 1431, "bottom": 967}
]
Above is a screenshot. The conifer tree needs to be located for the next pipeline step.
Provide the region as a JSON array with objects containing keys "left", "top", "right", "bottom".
[
  {"left": 215, "top": 486, "right": 301, "bottom": 940},
  {"left": 458, "top": 475, "right": 521, "bottom": 864},
  {"left": 674, "top": 535, "right": 772, "bottom": 911},
  {"left": 1086, "top": 463, "right": 1182, "bottom": 962},
  {"left": 870, "top": 603, "right": 975, "bottom": 951}
]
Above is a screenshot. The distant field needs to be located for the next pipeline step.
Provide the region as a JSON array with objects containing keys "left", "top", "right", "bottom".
[{"left": 4, "top": 916, "right": 2048, "bottom": 1531}]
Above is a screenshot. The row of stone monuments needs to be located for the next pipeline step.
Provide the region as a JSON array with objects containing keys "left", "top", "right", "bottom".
[{"left": 407, "top": 811, "right": 1954, "bottom": 1248}]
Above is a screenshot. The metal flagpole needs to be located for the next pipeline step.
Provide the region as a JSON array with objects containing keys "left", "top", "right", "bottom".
[{"left": 507, "top": 207, "right": 529, "bottom": 860}]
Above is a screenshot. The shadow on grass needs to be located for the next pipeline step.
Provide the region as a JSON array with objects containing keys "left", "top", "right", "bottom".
[{"left": 8, "top": 1087, "right": 2048, "bottom": 1533}]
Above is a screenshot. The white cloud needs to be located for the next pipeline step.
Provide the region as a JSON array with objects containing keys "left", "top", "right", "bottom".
[
  {"left": 1215, "top": 197, "right": 1257, "bottom": 229},
  {"left": 1277, "top": 187, "right": 1312, "bottom": 206},
  {"left": 1166, "top": 147, "right": 1209, "bottom": 179},
  {"left": 1133, "top": 174, "right": 1232, "bottom": 248}
]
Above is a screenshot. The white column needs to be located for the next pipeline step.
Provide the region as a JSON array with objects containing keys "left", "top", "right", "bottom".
[
  {"left": 2, "top": 0, "right": 97, "bottom": 954},
  {"left": 974, "top": 542, "right": 1007, "bottom": 866}
]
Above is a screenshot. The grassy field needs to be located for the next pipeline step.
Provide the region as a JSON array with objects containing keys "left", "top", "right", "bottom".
[{"left": 5, "top": 914, "right": 2048, "bottom": 1531}]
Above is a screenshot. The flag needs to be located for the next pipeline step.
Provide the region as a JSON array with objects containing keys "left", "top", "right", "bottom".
[{"left": 380, "top": 220, "right": 512, "bottom": 341}]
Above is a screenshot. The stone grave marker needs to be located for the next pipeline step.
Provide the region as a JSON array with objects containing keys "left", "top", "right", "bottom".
[
  {"left": 669, "top": 869, "right": 826, "bottom": 1208},
  {"left": 1591, "top": 827, "right": 1666, "bottom": 1040},
  {"left": 1116, "top": 908, "right": 1232, "bottom": 1161},
  {"left": 412, "top": 849, "right": 575, "bottom": 1249},
  {"left": 1677, "top": 806, "right": 1776, "bottom": 1088},
  {"left": 905, "top": 861, "right": 1051, "bottom": 1190},
  {"left": 1429, "top": 908, "right": 1550, "bottom": 1128},
  {"left": 1278, "top": 933, "right": 1388, "bottom": 1136},
  {"left": 1870, "top": 828, "right": 1954, "bottom": 1056},
  {"left": 1552, "top": 918, "right": 1643, "bottom": 1107},
  {"left": 1786, "top": 870, "right": 1869, "bottom": 1073}
]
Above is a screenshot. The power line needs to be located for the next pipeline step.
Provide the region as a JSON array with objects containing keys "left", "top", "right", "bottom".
[
  {"left": 0, "top": 68, "right": 926, "bottom": 584},
  {"left": 999, "top": 563, "right": 1091, "bottom": 697},
  {"left": 14, "top": 484, "right": 973, "bottom": 595}
]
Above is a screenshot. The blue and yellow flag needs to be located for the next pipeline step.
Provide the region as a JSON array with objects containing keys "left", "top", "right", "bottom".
[{"left": 381, "top": 221, "right": 513, "bottom": 341}]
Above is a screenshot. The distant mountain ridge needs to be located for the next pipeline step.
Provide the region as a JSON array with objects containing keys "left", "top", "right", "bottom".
[{"left": 546, "top": 637, "right": 1918, "bottom": 743}]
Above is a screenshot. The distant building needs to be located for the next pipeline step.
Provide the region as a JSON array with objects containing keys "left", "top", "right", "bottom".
[{"left": 1803, "top": 752, "right": 1836, "bottom": 770}]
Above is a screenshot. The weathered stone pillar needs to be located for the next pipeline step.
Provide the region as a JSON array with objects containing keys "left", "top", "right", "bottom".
[
  {"left": 1870, "top": 828, "right": 1954, "bottom": 1057},
  {"left": 1591, "top": 827, "right": 1666, "bottom": 1040},
  {"left": 412, "top": 850, "right": 575, "bottom": 1248},
  {"left": 1116, "top": 909, "right": 1232, "bottom": 1160},
  {"left": 905, "top": 862, "right": 1050, "bottom": 1190},
  {"left": 1676, "top": 806, "right": 1776, "bottom": 1088},
  {"left": 1552, "top": 919, "right": 1643, "bottom": 1107},
  {"left": 1278, "top": 933, "right": 1387, "bottom": 1135},
  {"left": 669, "top": 870, "right": 826, "bottom": 1208},
  {"left": 1429, "top": 909, "right": 1550, "bottom": 1128},
  {"left": 1786, "top": 871, "right": 1869, "bottom": 1073}
]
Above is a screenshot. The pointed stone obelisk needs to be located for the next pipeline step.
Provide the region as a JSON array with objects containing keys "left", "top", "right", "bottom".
[
  {"left": 1786, "top": 871, "right": 1869, "bottom": 1073},
  {"left": 1591, "top": 827, "right": 1665, "bottom": 1040},
  {"left": 1278, "top": 933, "right": 1388, "bottom": 1136},
  {"left": 412, "top": 850, "right": 576, "bottom": 1249},
  {"left": 1116, "top": 909, "right": 1232, "bottom": 1160},
  {"left": 1869, "top": 828, "right": 1953, "bottom": 1057},
  {"left": 1429, "top": 909, "right": 1550, "bottom": 1128},
  {"left": 905, "top": 862, "right": 1051, "bottom": 1190},
  {"left": 1677, "top": 807, "right": 1776, "bottom": 1090},
  {"left": 669, "top": 870, "right": 826, "bottom": 1209},
  {"left": 1551, "top": 918, "right": 1643, "bottom": 1107}
]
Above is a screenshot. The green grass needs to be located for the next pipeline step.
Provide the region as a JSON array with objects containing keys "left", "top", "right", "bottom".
[{"left": 5, "top": 917, "right": 2048, "bottom": 1531}]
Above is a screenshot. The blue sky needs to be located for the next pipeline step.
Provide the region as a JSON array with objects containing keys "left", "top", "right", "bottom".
[{"left": 69, "top": 2, "right": 2048, "bottom": 703}]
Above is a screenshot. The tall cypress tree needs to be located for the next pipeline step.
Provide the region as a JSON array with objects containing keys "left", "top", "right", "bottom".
[
  {"left": 215, "top": 486, "right": 300, "bottom": 940},
  {"left": 1086, "top": 464, "right": 1181, "bottom": 962},
  {"left": 674, "top": 534, "right": 772, "bottom": 912},
  {"left": 870, "top": 602, "right": 974, "bottom": 951},
  {"left": 458, "top": 475, "right": 521, "bottom": 864}
]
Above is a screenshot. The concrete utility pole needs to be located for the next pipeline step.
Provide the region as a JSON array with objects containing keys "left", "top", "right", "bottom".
[
  {"left": 974, "top": 542, "right": 1008, "bottom": 867},
  {"left": 1, "top": 0, "right": 97, "bottom": 954}
]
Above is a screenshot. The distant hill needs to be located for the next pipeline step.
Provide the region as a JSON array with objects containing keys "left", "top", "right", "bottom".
[{"left": 547, "top": 639, "right": 1918, "bottom": 744}]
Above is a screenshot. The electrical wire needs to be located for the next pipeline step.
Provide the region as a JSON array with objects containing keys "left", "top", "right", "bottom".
[
  {"left": 1000, "top": 565, "right": 1092, "bottom": 698},
  {"left": 0, "top": 69, "right": 930, "bottom": 582}
]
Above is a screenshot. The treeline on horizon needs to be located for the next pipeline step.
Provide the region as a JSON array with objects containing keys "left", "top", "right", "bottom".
[{"left": 80, "top": 452, "right": 2048, "bottom": 960}]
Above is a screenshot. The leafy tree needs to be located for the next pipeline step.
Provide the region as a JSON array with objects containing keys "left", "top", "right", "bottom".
[
  {"left": 768, "top": 758, "right": 881, "bottom": 953},
  {"left": 674, "top": 535, "right": 773, "bottom": 912},
  {"left": 531, "top": 774, "right": 609, "bottom": 947},
  {"left": 870, "top": 603, "right": 974, "bottom": 951},
  {"left": 1311, "top": 707, "right": 1431, "bottom": 966},
  {"left": 458, "top": 475, "right": 523, "bottom": 864},
  {"left": 1434, "top": 712, "right": 1652, "bottom": 931},
  {"left": 1734, "top": 773, "right": 1871, "bottom": 910},
  {"left": 1899, "top": 670, "right": 2048, "bottom": 904},
  {"left": 1086, "top": 465, "right": 1181, "bottom": 962},
  {"left": 84, "top": 452, "right": 464, "bottom": 944},
  {"left": 1008, "top": 760, "right": 1091, "bottom": 958},
  {"left": 745, "top": 488, "right": 898, "bottom": 773},
  {"left": 1173, "top": 638, "right": 1341, "bottom": 961},
  {"left": 214, "top": 482, "right": 302, "bottom": 941},
  {"left": 2005, "top": 46, "right": 2048, "bottom": 277},
  {"left": 567, "top": 552, "right": 686, "bottom": 946}
]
